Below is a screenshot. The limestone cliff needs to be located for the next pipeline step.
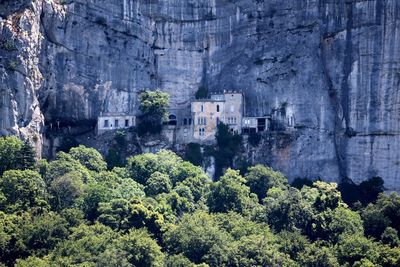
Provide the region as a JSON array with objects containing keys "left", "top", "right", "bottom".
[{"left": 1, "top": 0, "right": 399, "bottom": 190}]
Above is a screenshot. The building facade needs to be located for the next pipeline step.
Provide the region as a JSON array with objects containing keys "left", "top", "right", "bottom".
[
  {"left": 97, "top": 113, "right": 136, "bottom": 135},
  {"left": 191, "top": 91, "right": 243, "bottom": 141}
]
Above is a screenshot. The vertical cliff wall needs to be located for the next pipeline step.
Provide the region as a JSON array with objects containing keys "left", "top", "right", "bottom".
[{"left": 0, "top": 0, "right": 399, "bottom": 190}]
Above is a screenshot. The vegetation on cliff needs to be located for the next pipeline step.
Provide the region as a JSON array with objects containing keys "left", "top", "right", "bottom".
[{"left": 0, "top": 136, "right": 400, "bottom": 267}]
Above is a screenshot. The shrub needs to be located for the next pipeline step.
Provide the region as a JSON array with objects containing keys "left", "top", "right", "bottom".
[
  {"left": 195, "top": 86, "right": 208, "bottom": 99},
  {"left": 184, "top": 143, "right": 203, "bottom": 166},
  {"left": 137, "top": 90, "right": 169, "bottom": 136},
  {"left": 248, "top": 132, "right": 261, "bottom": 147}
]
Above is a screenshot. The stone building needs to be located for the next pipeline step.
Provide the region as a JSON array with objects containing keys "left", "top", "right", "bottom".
[
  {"left": 97, "top": 113, "right": 136, "bottom": 135},
  {"left": 242, "top": 116, "right": 271, "bottom": 133},
  {"left": 191, "top": 91, "right": 243, "bottom": 141}
]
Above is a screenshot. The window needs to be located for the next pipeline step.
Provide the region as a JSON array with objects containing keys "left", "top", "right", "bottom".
[
  {"left": 115, "top": 119, "right": 119, "bottom": 128},
  {"left": 104, "top": 119, "right": 109, "bottom": 127},
  {"left": 188, "top": 118, "right": 192, "bottom": 125},
  {"left": 197, "top": 117, "right": 207, "bottom": 125},
  {"left": 132, "top": 117, "right": 135, "bottom": 126},
  {"left": 201, "top": 105, "right": 204, "bottom": 112},
  {"left": 216, "top": 117, "right": 220, "bottom": 124},
  {"left": 199, "top": 128, "right": 205, "bottom": 136},
  {"left": 125, "top": 119, "right": 129, "bottom": 127},
  {"left": 216, "top": 105, "right": 220, "bottom": 112}
]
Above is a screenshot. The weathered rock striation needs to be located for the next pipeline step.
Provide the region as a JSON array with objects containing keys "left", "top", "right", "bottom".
[{"left": 1, "top": 0, "right": 399, "bottom": 190}]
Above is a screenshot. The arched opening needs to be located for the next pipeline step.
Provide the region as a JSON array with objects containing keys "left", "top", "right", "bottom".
[{"left": 168, "top": 114, "right": 177, "bottom": 125}]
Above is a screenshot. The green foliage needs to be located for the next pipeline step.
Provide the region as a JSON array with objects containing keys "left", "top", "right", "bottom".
[
  {"left": 16, "top": 140, "right": 36, "bottom": 170},
  {"left": 195, "top": 86, "right": 208, "bottom": 99},
  {"left": 336, "top": 234, "right": 380, "bottom": 266},
  {"left": 207, "top": 169, "right": 256, "bottom": 214},
  {"left": 184, "top": 143, "right": 203, "bottom": 166},
  {"left": 138, "top": 89, "right": 170, "bottom": 136},
  {"left": 362, "top": 193, "right": 400, "bottom": 240},
  {"left": 69, "top": 145, "right": 107, "bottom": 172},
  {"left": 245, "top": 164, "right": 287, "bottom": 202},
  {"left": 0, "top": 170, "right": 48, "bottom": 212},
  {"left": 145, "top": 171, "right": 172, "bottom": 196},
  {"left": 0, "top": 136, "right": 23, "bottom": 175},
  {"left": 0, "top": 143, "right": 399, "bottom": 266},
  {"left": 106, "top": 131, "right": 128, "bottom": 168},
  {"left": 45, "top": 152, "right": 92, "bottom": 185},
  {"left": 7, "top": 60, "right": 19, "bottom": 71},
  {"left": 381, "top": 227, "right": 400, "bottom": 247},
  {"left": 248, "top": 132, "right": 261, "bottom": 147},
  {"left": 165, "top": 211, "right": 233, "bottom": 264},
  {"left": 1, "top": 40, "right": 17, "bottom": 51},
  {"left": 214, "top": 122, "right": 242, "bottom": 177},
  {"left": 113, "top": 228, "right": 165, "bottom": 267},
  {"left": 49, "top": 171, "right": 85, "bottom": 211}
]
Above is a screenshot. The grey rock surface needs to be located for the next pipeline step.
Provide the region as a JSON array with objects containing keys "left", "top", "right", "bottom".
[{"left": 0, "top": 0, "right": 399, "bottom": 190}]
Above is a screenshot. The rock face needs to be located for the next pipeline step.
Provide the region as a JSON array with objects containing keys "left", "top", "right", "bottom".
[{"left": 1, "top": 0, "right": 400, "bottom": 190}]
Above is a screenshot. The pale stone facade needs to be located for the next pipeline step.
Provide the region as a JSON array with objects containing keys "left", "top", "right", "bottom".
[
  {"left": 191, "top": 91, "right": 243, "bottom": 141},
  {"left": 97, "top": 113, "right": 136, "bottom": 135}
]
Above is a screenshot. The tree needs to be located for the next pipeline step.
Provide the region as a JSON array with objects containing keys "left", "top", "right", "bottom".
[
  {"left": 15, "top": 256, "right": 49, "bottom": 267},
  {"left": 0, "top": 212, "right": 26, "bottom": 266},
  {"left": 145, "top": 171, "right": 172, "bottom": 196},
  {"left": 247, "top": 132, "right": 261, "bottom": 147},
  {"left": 207, "top": 169, "right": 256, "bottom": 214},
  {"left": 245, "top": 164, "right": 287, "bottom": 202},
  {"left": 381, "top": 227, "right": 400, "bottom": 247},
  {"left": 213, "top": 123, "right": 242, "bottom": 177},
  {"left": 113, "top": 228, "right": 165, "bottom": 267},
  {"left": 16, "top": 140, "right": 36, "bottom": 170},
  {"left": 49, "top": 171, "right": 85, "bottom": 210},
  {"left": 138, "top": 89, "right": 170, "bottom": 135},
  {"left": 19, "top": 212, "right": 69, "bottom": 257},
  {"left": 298, "top": 242, "right": 339, "bottom": 267},
  {"left": 69, "top": 145, "right": 107, "bottom": 172},
  {"left": 362, "top": 193, "right": 400, "bottom": 239},
  {"left": 49, "top": 223, "right": 117, "bottom": 266},
  {"left": 228, "top": 234, "right": 293, "bottom": 267},
  {"left": 262, "top": 187, "right": 313, "bottom": 232},
  {"left": 184, "top": 143, "right": 203, "bottom": 166},
  {"left": 97, "top": 198, "right": 165, "bottom": 236},
  {"left": 0, "top": 170, "right": 48, "bottom": 212},
  {"left": 0, "top": 136, "right": 23, "bottom": 175},
  {"left": 164, "top": 211, "right": 233, "bottom": 264},
  {"left": 45, "top": 152, "right": 92, "bottom": 185},
  {"left": 336, "top": 234, "right": 380, "bottom": 266},
  {"left": 195, "top": 86, "right": 208, "bottom": 99}
]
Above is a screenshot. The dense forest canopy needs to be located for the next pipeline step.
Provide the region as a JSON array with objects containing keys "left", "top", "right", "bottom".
[{"left": 0, "top": 136, "right": 399, "bottom": 267}]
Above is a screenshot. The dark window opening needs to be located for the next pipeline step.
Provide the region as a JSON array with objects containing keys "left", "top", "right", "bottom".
[
  {"left": 125, "top": 119, "right": 129, "bottom": 127},
  {"left": 257, "top": 118, "right": 266, "bottom": 132},
  {"left": 104, "top": 120, "right": 109, "bottom": 127},
  {"left": 183, "top": 118, "right": 187, "bottom": 125},
  {"left": 115, "top": 119, "right": 119, "bottom": 127},
  {"left": 168, "top": 114, "right": 177, "bottom": 126},
  {"left": 216, "top": 105, "right": 220, "bottom": 112}
]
